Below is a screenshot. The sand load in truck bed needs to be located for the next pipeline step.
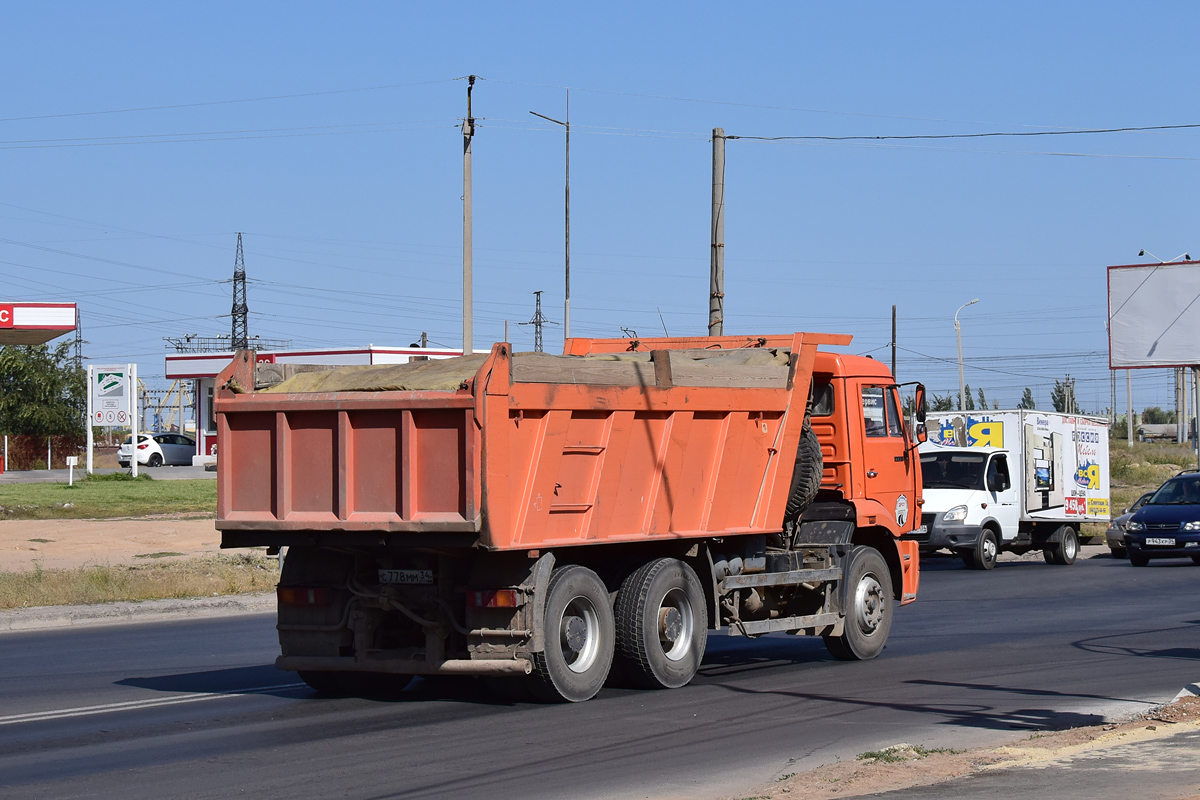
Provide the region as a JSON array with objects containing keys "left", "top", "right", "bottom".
[{"left": 259, "top": 347, "right": 792, "bottom": 394}]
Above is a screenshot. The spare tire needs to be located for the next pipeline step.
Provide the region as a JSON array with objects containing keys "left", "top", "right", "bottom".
[{"left": 785, "top": 421, "right": 823, "bottom": 519}]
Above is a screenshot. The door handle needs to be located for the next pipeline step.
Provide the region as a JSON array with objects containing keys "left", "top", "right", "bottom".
[{"left": 867, "top": 470, "right": 878, "bottom": 478}]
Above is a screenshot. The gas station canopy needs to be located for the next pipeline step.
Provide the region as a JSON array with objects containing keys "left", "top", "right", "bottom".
[{"left": 0, "top": 303, "right": 77, "bottom": 345}]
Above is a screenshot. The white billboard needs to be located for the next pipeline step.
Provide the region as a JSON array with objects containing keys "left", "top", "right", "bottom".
[{"left": 1108, "top": 261, "right": 1200, "bottom": 368}]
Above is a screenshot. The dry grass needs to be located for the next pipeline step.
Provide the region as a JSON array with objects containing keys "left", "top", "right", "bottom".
[
  {"left": 1109, "top": 440, "right": 1198, "bottom": 512},
  {"left": 0, "top": 551, "right": 278, "bottom": 609}
]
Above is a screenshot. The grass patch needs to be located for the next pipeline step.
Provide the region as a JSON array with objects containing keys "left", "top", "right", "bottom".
[
  {"left": 0, "top": 552, "right": 277, "bottom": 609},
  {"left": 0, "top": 477, "right": 215, "bottom": 519},
  {"left": 27, "top": 538, "right": 54, "bottom": 543},
  {"left": 857, "top": 744, "right": 961, "bottom": 763},
  {"left": 133, "top": 551, "right": 185, "bottom": 559}
]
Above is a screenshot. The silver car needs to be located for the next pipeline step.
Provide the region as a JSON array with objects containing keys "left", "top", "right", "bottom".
[{"left": 1106, "top": 492, "right": 1153, "bottom": 558}]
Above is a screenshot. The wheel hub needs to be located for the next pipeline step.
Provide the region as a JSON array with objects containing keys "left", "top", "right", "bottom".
[
  {"left": 854, "top": 574, "right": 886, "bottom": 635},
  {"left": 983, "top": 537, "right": 997, "bottom": 561},
  {"left": 659, "top": 607, "right": 682, "bottom": 643},
  {"left": 562, "top": 615, "right": 588, "bottom": 654}
]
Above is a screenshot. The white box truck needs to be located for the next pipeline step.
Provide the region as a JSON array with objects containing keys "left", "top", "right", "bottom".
[{"left": 916, "top": 410, "right": 1110, "bottom": 569}]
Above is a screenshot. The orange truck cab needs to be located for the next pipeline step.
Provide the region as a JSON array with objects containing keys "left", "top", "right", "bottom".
[{"left": 215, "top": 333, "right": 926, "bottom": 702}]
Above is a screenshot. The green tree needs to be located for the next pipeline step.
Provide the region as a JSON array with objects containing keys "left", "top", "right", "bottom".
[
  {"left": 962, "top": 384, "right": 975, "bottom": 411},
  {"left": 931, "top": 392, "right": 956, "bottom": 411},
  {"left": 976, "top": 387, "right": 988, "bottom": 411},
  {"left": 1141, "top": 406, "right": 1174, "bottom": 424},
  {"left": 1017, "top": 387, "right": 1035, "bottom": 410},
  {"left": 0, "top": 342, "right": 85, "bottom": 436},
  {"left": 1051, "top": 380, "right": 1067, "bottom": 412}
]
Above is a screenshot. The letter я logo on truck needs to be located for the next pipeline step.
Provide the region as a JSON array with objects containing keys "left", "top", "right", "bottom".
[{"left": 928, "top": 415, "right": 1004, "bottom": 449}]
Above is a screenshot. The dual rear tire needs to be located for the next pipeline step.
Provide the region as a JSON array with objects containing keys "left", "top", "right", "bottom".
[{"left": 529, "top": 558, "right": 708, "bottom": 702}]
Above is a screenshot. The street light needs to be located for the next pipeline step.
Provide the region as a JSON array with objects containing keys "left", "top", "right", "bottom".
[
  {"left": 955, "top": 298, "right": 979, "bottom": 411},
  {"left": 530, "top": 90, "right": 571, "bottom": 340}
]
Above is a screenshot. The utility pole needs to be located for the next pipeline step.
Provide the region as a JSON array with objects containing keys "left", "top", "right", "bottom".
[
  {"left": 529, "top": 89, "right": 571, "bottom": 342},
  {"left": 1127, "top": 369, "right": 1134, "bottom": 448},
  {"left": 231, "top": 232, "right": 248, "bottom": 350},
  {"left": 463, "top": 75, "right": 476, "bottom": 356},
  {"left": 520, "top": 291, "right": 555, "bottom": 352},
  {"left": 709, "top": 127, "right": 725, "bottom": 336},
  {"left": 890, "top": 305, "right": 897, "bottom": 380}
]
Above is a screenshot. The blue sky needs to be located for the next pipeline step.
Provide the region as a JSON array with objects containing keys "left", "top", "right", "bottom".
[{"left": 4, "top": 2, "right": 1198, "bottom": 413}]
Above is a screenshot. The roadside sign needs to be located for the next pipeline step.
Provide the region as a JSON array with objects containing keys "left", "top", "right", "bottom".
[{"left": 86, "top": 363, "right": 138, "bottom": 476}]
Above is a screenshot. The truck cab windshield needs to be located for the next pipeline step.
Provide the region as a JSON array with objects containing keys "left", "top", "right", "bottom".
[{"left": 920, "top": 452, "right": 986, "bottom": 490}]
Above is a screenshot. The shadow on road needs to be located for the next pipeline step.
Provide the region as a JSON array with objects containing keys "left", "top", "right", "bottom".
[
  {"left": 1073, "top": 619, "right": 1200, "bottom": 661},
  {"left": 117, "top": 664, "right": 298, "bottom": 695}
]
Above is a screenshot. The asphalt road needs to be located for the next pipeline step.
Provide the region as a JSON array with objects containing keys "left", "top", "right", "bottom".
[{"left": 2, "top": 553, "right": 1197, "bottom": 800}]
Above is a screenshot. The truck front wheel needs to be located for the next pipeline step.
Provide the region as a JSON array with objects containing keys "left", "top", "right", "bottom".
[
  {"left": 529, "top": 565, "right": 615, "bottom": 702},
  {"left": 823, "top": 547, "right": 893, "bottom": 661},
  {"left": 962, "top": 529, "right": 998, "bottom": 570},
  {"left": 614, "top": 558, "right": 708, "bottom": 689}
]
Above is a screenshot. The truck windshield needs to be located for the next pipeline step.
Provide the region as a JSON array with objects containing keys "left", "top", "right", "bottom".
[{"left": 920, "top": 452, "right": 986, "bottom": 490}]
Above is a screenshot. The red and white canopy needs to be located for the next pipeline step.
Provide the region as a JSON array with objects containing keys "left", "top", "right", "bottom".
[{"left": 0, "top": 303, "right": 77, "bottom": 345}]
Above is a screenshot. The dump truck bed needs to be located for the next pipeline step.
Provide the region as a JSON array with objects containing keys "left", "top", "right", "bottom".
[{"left": 215, "top": 332, "right": 850, "bottom": 551}]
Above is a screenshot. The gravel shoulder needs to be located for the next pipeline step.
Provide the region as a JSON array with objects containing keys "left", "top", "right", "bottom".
[{"left": 0, "top": 517, "right": 223, "bottom": 572}]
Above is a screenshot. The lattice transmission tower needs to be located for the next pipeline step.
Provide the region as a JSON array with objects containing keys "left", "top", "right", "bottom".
[
  {"left": 231, "top": 232, "right": 249, "bottom": 350},
  {"left": 519, "top": 290, "right": 557, "bottom": 352}
]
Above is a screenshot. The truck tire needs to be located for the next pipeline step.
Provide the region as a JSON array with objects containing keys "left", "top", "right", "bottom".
[
  {"left": 962, "top": 529, "right": 998, "bottom": 570},
  {"left": 614, "top": 558, "right": 708, "bottom": 690},
  {"left": 823, "top": 546, "right": 893, "bottom": 661},
  {"left": 785, "top": 421, "right": 823, "bottom": 519},
  {"left": 278, "top": 546, "right": 412, "bottom": 697},
  {"left": 529, "top": 565, "right": 615, "bottom": 702},
  {"left": 1043, "top": 525, "right": 1078, "bottom": 565}
]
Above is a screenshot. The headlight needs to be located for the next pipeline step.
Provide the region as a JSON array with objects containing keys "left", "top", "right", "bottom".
[
  {"left": 1127, "top": 521, "right": 1145, "bottom": 531},
  {"left": 1183, "top": 521, "right": 1200, "bottom": 531},
  {"left": 942, "top": 505, "right": 969, "bottom": 522}
]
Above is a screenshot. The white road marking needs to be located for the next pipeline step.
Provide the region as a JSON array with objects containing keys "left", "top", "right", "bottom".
[{"left": 0, "top": 682, "right": 306, "bottom": 726}]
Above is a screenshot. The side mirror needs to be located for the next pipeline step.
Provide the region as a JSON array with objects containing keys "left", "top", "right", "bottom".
[
  {"left": 916, "top": 423, "right": 928, "bottom": 444},
  {"left": 914, "top": 384, "right": 927, "bottom": 423}
]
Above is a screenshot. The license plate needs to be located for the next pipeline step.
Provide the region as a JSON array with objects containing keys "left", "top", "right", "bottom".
[
  {"left": 378, "top": 569, "right": 433, "bottom": 585},
  {"left": 1146, "top": 537, "right": 1176, "bottom": 546}
]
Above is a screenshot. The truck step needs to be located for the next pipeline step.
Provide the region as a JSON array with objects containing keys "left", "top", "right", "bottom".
[{"left": 719, "top": 567, "right": 840, "bottom": 591}]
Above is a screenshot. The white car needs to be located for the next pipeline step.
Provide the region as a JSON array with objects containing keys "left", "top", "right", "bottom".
[{"left": 117, "top": 433, "right": 197, "bottom": 467}]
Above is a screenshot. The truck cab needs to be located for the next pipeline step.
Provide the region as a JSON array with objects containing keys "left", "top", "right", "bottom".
[{"left": 918, "top": 447, "right": 1019, "bottom": 569}]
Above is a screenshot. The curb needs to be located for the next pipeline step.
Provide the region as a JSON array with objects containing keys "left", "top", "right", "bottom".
[{"left": 0, "top": 592, "right": 275, "bottom": 634}]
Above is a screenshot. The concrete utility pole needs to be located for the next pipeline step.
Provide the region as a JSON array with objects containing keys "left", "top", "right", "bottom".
[
  {"left": 891, "top": 305, "right": 897, "bottom": 380},
  {"left": 709, "top": 128, "right": 725, "bottom": 336},
  {"left": 1194, "top": 366, "right": 1200, "bottom": 467},
  {"left": 462, "top": 76, "right": 476, "bottom": 356}
]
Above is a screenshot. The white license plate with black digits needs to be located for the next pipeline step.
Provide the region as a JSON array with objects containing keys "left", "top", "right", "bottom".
[
  {"left": 378, "top": 569, "right": 433, "bottom": 585},
  {"left": 1146, "top": 537, "right": 1176, "bottom": 546}
]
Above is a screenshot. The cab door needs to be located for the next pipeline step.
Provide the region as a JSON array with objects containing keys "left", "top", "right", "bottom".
[
  {"left": 986, "top": 453, "right": 1020, "bottom": 541},
  {"left": 858, "top": 383, "right": 913, "bottom": 530}
]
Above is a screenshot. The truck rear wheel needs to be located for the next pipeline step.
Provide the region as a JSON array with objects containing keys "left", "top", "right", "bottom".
[
  {"left": 529, "top": 565, "right": 615, "bottom": 702},
  {"left": 785, "top": 421, "right": 823, "bottom": 519},
  {"left": 823, "top": 547, "right": 893, "bottom": 661},
  {"left": 614, "top": 558, "right": 708, "bottom": 690},
  {"left": 962, "top": 529, "right": 998, "bottom": 570},
  {"left": 1043, "top": 525, "right": 1078, "bottom": 565}
]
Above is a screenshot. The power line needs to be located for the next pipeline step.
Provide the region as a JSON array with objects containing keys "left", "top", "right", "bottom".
[{"left": 725, "top": 122, "right": 1200, "bottom": 143}]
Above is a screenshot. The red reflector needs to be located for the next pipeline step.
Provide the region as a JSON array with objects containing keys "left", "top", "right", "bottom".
[
  {"left": 468, "top": 589, "right": 519, "bottom": 608},
  {"left": 277, "top": 587, "right": 330, "bottom": 606}
]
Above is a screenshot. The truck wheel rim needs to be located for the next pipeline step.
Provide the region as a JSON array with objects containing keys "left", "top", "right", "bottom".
[
  {"left": 1064, "top": 534, "right": 1077, "bottom": 559},
  {"left": 983, "top": 536, "right": 997, "bottom": 563},
  {"left": 560, "top": 596, "right": 601, "bottom": 674},
  {"left": 854, "top": 574, "right": 885, "bottom": 636},
  {"left": 658, "top": 587, "right": 694, "bottom": 662}
]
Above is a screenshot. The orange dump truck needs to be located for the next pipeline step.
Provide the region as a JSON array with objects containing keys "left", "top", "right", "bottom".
[{"left": 215, "top": 333, "right": 927, "bottom": 702}]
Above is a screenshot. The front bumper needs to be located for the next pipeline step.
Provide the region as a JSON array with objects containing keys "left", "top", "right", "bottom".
[
  {"left": 1105, "top": 525, "right": 1126, "bottom": 548},
  {"left": 912, "top": 514, "right": 983, "bottom": 553},
  {"left": 1125, "top": 531, "right": 1200, "bottom": 559}
]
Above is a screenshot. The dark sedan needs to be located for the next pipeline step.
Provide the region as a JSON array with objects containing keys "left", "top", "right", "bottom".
[{"left": 1124, "top": 474, "right": 1200, "bottom": 566}]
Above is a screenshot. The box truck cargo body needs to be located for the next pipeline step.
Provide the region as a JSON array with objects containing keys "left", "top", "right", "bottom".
[{"left": 916, "top": 410, "right": 1109, "bottom": 569}]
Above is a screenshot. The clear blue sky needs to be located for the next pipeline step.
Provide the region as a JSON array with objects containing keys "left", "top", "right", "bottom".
[{"left": 4, "top": 2, "right": 1197, "bottom": 413}]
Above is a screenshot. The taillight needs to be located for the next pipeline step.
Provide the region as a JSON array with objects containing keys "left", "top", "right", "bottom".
[
  {"left": 137, "top": 444, "right": 148, "bottom": 450},
  {"left": 468, "top": 589, "right": 520, "bottom": 608},
  {"left": 277, "top": 587, "right": 331, "bottom": 606}
]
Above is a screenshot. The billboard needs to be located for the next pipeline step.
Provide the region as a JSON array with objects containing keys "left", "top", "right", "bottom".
[{"left": 1108, "top": 261, "right": 1200, "bottom": 368}]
